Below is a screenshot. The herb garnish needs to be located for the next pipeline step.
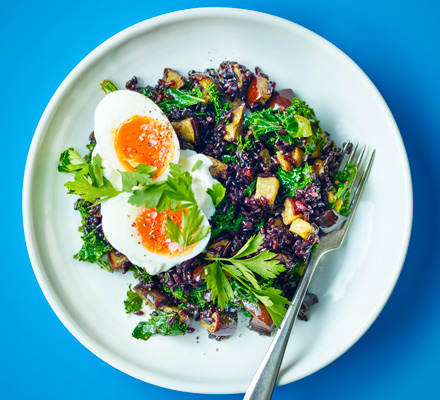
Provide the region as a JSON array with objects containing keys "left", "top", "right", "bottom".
[
  {"left": 100, "top": 79, "right": 118, "bottom": 93},
  {"left": 129, "top": 163, "right": 210, "bottom": 248},
  {"left": 204, "top": 235, "right": 289, "bottom": 327}
]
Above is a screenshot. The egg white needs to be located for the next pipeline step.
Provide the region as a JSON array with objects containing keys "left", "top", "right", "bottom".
[
  {"left": 100, "top": 150, "right": 219, "bottom": 275},
  {"left": 93, "top": 90, "right": 180, "bottom": 190}
]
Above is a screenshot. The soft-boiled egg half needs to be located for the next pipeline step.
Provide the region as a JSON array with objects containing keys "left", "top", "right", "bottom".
[
  {"left": 92, "top": 89, "right": 218, "bottom": 275},
  {"left": 93, "top": 90, "right": 180, "bottom": 189}
]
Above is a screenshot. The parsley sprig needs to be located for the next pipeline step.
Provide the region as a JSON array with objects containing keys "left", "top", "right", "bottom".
[
  {"left": 129, "top": 163, "right": 211, "bottom": 248},
  {"left": 59, "top": 149, "right": 122, "bottom": 204},
  {"left": 204, "top": 235, "right": 289, "bottom": 327}
]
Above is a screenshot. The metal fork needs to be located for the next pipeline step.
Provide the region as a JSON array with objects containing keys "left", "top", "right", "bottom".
[{"left": 244, "top": 144, "right": 376, "bottom": 400}]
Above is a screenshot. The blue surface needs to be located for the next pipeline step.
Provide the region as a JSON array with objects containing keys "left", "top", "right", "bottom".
[{"left": 5, "top": 0, "right": 440, "bottom": 398}]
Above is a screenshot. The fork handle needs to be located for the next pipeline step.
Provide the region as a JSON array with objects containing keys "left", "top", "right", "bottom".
[{"left": 243, "top": 249, "right": 324, "bottom": 400}]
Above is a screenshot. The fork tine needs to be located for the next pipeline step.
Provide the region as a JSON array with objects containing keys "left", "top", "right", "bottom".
[
  {"left": 345, "top": 142, "right": 359, "bottom": 166},
  {"left": 337, "top": 141, "right": 354, "bottom": 172},
  {"left": 349, "top": 145, "right": 366, "bottom": 191},
  {"left": 339, "top": 150, "right": 375, "bottom": 243}
]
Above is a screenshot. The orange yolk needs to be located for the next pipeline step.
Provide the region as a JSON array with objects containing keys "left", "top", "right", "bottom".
[
  {"left": 114, "top": 115, "right": 175, "bottom": 178},
  {"left": 135, "top": 207, "right": 193, "bottom": 257}
]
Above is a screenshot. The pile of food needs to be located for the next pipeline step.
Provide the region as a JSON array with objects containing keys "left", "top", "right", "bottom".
[{"left": 58, "top": 61, "right": 356, "bottom": 341}]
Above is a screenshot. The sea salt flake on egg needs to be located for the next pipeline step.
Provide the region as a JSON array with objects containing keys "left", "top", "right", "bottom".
[{"left": 93, "top": 90, "right": 180, "bottom": 190}]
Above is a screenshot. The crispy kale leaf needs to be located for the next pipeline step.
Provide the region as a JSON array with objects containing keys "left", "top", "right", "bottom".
[
  {"left": 210, "top": 203, "right": 247, "bottom": 238},
  {"left": 277, "top": 163, "right": 315, "bottom": 197},
  {"left": 124, "top": 285, "right": 143, "bottom": 314},
  {"left": 159, "top": 87, "right": 204, "bottom": 113},
  {"left": 132, "top": 310, "right": 187, "bottom": 341}
]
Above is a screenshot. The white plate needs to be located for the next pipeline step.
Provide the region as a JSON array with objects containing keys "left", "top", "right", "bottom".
[{"left": 23, "top": 8, "right": 412, "bottom": 394}]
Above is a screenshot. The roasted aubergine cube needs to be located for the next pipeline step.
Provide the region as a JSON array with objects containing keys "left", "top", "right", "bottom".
[
  {"left": 134, "top": 284, "right": 169, "bottom": 309},
  {"left": 267, "top": 88, "right": 295, "bottom": 110},
  {"left": 201, "top": 310, "right": 238, "bottom": 340},
  {"left": 223, "top": 103, "right": 245, "bottom": 142},
  {"left": 242, "top": 301, "right": 275, "bottom": 336},
  {"left": 171, "top": 117, "right": 200, "bottom": 145},
  {"left": 163, "top": 68, "right": 185, "bottom": 90}
]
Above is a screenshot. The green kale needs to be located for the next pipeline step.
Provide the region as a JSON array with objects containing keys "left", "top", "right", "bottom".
[
  {"left": 277, "top": 163, "right": 315, "bottom": 197},
  {"left": 139, "top": 87, "right": 154, "bottom": 100},
  {"left": 132, "top": 310, "right": 187, "bottom": 341},
  {"left": 189, "top": 288, "right": 211, "bottom": 309},
  {"left": 286, "top": 98, "right": 320, "bottom": 126},
  {"left": 159, "top": 87, "right": 204, "bottom": 113},
  {"left": 206, "top": 83, "right": 229, "bottom": 121},
  {"left": 222, "top": 154, "right": 238, "bottom": 163},
  {"left": 130, "top": 265, "right": 153, "bottom": 283},
  {"left": 124, "top": 285, "right": 143, "bottom": 314},
  {"left": 304, "top": 134, "right": 328, "bottom": 156},
  {"left": 210, "top": 202, "right": 247, "bottom": 238},
  {"left": 73, "top": 228, "right": 113, "bottom": 270},
  {"left": 249, "top": 97, "right": 319, "bottom": 146},
  {"left": 331, "top": 163, "right": 358, "bottom": 216}
]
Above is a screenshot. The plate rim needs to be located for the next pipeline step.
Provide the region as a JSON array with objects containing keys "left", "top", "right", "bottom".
[{"left": 22, "top": 7, "right": 413, "bottom": 394}]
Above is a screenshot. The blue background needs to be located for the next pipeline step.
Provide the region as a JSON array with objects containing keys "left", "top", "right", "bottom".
[{"left": 5, "top": 0, "right": 440, "bottom": 399}]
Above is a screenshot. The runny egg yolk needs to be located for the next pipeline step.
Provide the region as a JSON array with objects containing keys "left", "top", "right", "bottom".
[
  {"left": 114, "top": 115, "right": 175, "bottom": 178},
  {"left": 134, "top": 207, "right": 194, "bottom": 257}
]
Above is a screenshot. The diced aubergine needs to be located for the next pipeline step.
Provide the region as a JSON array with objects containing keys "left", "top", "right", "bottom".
[
  {"left": 223, "top": 103, "right": 245, "bottom": 142},
  {"left": 191, "top": 73, "right": 220, "bottom": 102},
  {"left": 206, "top": 156, "right": 227, "bottom": 178},
  {"left": 259, "top": 148, "right": 271, "bottom": 165},
  {"left": 242, "top": 301, "right": 275, "bottom": 336},
  {"left": 134, "top": 284, "right": 169, "bottom": 309},
  {"left": 313, "top": 159, "right": 325, "bottom": 176},
  {"left": 267, "top": 89, "right": 295, "bottom": 110},
  {"left": 192, "top": 264, "right": 206, "bottom": 284},
  {"left": 276, "top": 151, "right": 292, "bottom": 172},
  {"left": 281, "top": 197, "right": 304, "bottom": 225},
  {"left": 254, "top": 176, "right": 280, "bottom": 205},
  {"left": 171, "top": 117, "right": 199, "bottom": 145},
  {"left": 161, "top": 305, "right": 193, "bottom": 326},
  {"left": 163, "top": 68, "right": 185, "bottom": 90},
  {"left": 246, "top": 72, "right": 273, "bottom": 109},
  {"left": 205, "top": 239, "right": 229, "bottom": 258},
  {"left": 291, "top": 147, "right": 304, "bottom": 167},
  {"left": 108, "top": 250, "right": 127, "bottom": 272},
  {"left": 289, "top": 218, "right": 315, "bottom": 239},
  {"left": 316, "top": 209, "right": 339, "bottom": 230},
  {"left": 201, "top": 311, "right": 238, "bottom": 339}
]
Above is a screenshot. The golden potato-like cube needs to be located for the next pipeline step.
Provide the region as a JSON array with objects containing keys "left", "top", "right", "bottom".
[
  {"left": 289, "top": 218, "right": 315, "bottom": 239},
  {"left": 224, "top": 103, "right": 245, "bottom": 142},
  {"left": 254, "top": 177, "right": 279, "bottom": 205},
  {"left": 163, "top": 68, "right": 185, "bottom": 90},
  {"left": 206, "top": 156, "right": 227, "bottom": 178},
  {"left": 281, "top": 197, "right": 303, "bottom": 225},
  {"left": 313, "top": 159, "right": 325, "bottom": 175},
  {"left": 291, "top": 147, "right": 304, "bottom": 167},
  {"left": 276, "top": 151, "right": 292, "bottom": 172},
  {"left": 259, "top": 148, "right": 271, "bottom": 165},
  {"left": 172, "top": 118, "right": 199, "bottom": 144}
]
